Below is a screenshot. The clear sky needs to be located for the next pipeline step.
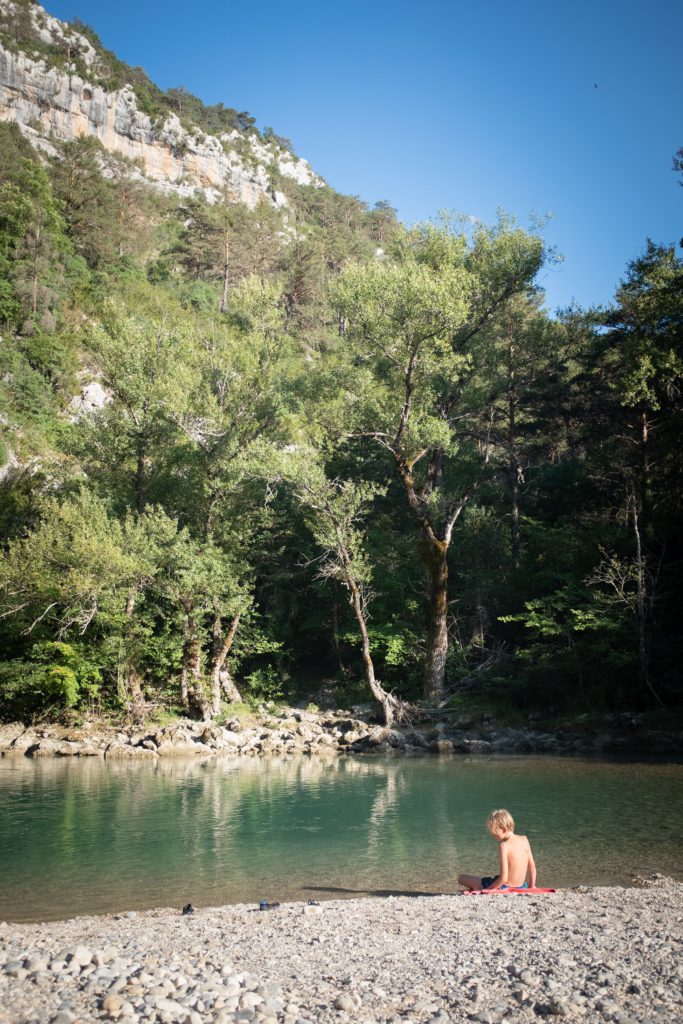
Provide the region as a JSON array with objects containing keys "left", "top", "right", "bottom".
[{"left": 46, "top": 0, "right": 682, "bottom": 314}]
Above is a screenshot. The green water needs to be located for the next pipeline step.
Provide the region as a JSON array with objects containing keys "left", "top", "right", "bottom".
[{"left": 0, "top": 753, "right": 681, "bottom": 922}]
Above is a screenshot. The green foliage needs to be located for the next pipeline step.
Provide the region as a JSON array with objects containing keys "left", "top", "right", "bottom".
[
  {"left": 339, "top": 622, "right": 422, "bottom": 691},
  {"left": 604, "top": 241, "right": 683, "bottom": 411},
  {"left": 0, "top": 640, "right": 103, "bottom": 717},
  {"left": 261, "top": 126, "right": 295, "bottom": 154},
  {"left": 242, "top": 666, "right": 285, "bottom": 707},
  {"left": 50, "top": 138, "right": 153, "bottom": 269},
  {"left": 30, "top": 640, "right": 103, "bottom": 708},
  {"left": 215, "top": 702, "right": 254, "bottom": 723},
  {"left": 498, "top": 584, "right": 635, "bottom": 708},
  {"left": 0, "top": 25, "right": 680, "bottom": 721},
  {"left": 0, "top": 125, "right": 81, "bottom": 333}
]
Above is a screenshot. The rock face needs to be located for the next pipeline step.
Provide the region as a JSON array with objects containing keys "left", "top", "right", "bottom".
[
  {"left": 0, "top": 1, "right": 324, "bottom": 207},
  {"left": 68, "top": 380, "right": 111, "bottom": 419}
]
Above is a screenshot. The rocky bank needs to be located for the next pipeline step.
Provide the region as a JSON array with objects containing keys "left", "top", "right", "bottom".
[
  {"left": 1, "top": 878, "right": 681, "bottom": 1024},
  {"left": 1, "top": 706, "right": 681, "bottom": 763}
]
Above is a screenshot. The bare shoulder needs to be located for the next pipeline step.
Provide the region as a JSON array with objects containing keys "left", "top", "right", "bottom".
[{"left": 517, "top": 833, "right": 532, "bottom": 848}]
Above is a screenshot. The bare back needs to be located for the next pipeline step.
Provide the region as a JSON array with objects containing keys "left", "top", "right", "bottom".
[{"left": 499, "top": 832, "right": 535, "bottom": 887}]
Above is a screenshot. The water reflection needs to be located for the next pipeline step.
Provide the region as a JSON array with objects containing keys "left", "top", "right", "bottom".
[{"left": 0, "top": 753, "right": 681, "bottom": 922}]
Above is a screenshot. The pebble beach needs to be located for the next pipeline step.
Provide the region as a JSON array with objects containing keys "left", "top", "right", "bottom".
[{"left": 1, "top": 878, "right": 681, "bottom": 1024}]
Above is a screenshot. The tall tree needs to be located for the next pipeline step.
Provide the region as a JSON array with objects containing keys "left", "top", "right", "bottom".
[
  {"left": 291, "top": 458, "right": 410, "bottom": 726},
  {"left": 331, "top": 218, "right": 548, "bottom": 696},
  {"left": 595, "top": 242, "right": 683, "bottom": 700}
]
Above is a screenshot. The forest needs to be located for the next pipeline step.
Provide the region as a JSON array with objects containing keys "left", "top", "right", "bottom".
[{"left": 1, "top": 104, "right": 682, "bottom": 725}]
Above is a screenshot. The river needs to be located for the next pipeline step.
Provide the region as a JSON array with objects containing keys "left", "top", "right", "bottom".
[{"left": 1, "top": 753, "right": 681, "bottom": 922}]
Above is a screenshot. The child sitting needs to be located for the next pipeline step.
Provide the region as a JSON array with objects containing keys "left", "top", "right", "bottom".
[{"left": 458, "top": 808, "right": 537, "bottom": 891}]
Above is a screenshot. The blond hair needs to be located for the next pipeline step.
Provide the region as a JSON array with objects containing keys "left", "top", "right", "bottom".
[{"left": 487, "top": 808, "right": 515, "bottom": 835}]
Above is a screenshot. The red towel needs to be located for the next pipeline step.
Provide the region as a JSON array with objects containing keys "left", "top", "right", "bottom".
[{"left": 462, "top": 887, "right": 556, "bottom": 895}]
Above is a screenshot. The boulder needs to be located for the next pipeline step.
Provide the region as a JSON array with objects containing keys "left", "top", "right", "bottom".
[
  {"left": 104, "top": 742, "right": 157, "bottom": 760},
  {"left": 0, "top": 723, "right": 29, "bottom": 751},
  {"left": 156, "top": 738, "right": 207, "bottom": 756},
  {"left": 340, "top": 728, "right": 364, "bottom": 745},
  {"left": 404, "top": 731, "right": 428, "bottom": 748},
  {"left": 217, "top": 730, "right": 243, "bottom": 748},
  {"left": 26, "top": 739, "right": 82, "bottom": 757},
  {"left": 200, "top": 724, "right": 222, "bottom": 745},
  {"left": 428, "top": 738, "right": 454, "bottom": 754},
  {"left": 7, "top": 730, "right": 39, "bottom": 754},
  {"left": 453, "top": 738, "right": 492, "bottom": 753}
]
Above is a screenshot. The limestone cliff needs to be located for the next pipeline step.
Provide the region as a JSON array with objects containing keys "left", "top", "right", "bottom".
[{"left": 0, "top": 0, "right": 324, "bottom": 207}]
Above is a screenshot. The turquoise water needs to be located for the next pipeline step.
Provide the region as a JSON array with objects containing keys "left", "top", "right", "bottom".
[{"left": 0, "top": 753, "right": 681, "bottom": 922}]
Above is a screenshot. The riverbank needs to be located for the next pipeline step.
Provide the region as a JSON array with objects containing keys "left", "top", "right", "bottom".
[
  {"left": 1, "top": 877, "right": 681, "bottom": 1024},
  {"left": 1, "top": 706, "right": 682, "bottom": 761}
]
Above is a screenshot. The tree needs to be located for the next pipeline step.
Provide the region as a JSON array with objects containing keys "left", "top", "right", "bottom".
[
  {"left": 470, "top": 293, "right": 560, "bottom": 571},
  {"left": 291, "top": 457, "right": 409, "bottom": 726},
  {"left": 0, "top": 490, "right": 141, "bottom": 712},
  {"left": 82, "top": 294, "right": 192, "bottom": 513},
  {"left": 171, "top": 192, "right": 282, "bottom": 310},
  {"left": 159, "top": 528, "right": 249, "bottom": 717},
  {"left": 331, "top": 217, "right": 548, "bottom": 696},
  {"left": 673, "top": 146, "right": 683, "bottom": 187},
  {"left": 0, "top": 144, "right": 73, "bottom": 327},
  {"left": 162, "top": 277, "right": 294, "bottom": 709},
  {"left": 594, "top": 242, "right": 683, "bottom": 700},
  {"left": 51, "top": 138, "right": 152, "bottom": 268}
]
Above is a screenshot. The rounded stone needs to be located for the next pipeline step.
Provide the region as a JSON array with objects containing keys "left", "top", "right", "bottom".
[
  {"left": 334, "top": 992, "right": 356, "bottom": 1011},
  {"left": 239, "top": 991, "right": 264, "bottom": 1009},
  {"left": 548, "top": 997, "right": 571, "bottom": 1016},
  {"left": 102, "top": 993, "right": 125, "bottom": 1015},
  {"left": 67, "top": 945, "right": 92, "bottom": 967}
]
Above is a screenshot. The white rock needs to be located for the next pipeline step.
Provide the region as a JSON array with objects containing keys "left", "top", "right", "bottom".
[
  {"left": 67, "top": 945, "right": 92, "bottom": 967},
  {"left": 239, "top": 991, "right": 263, "bottom": 1009},
  {"left": 0, "top": 9, "right": 324, "bottom": 210}
]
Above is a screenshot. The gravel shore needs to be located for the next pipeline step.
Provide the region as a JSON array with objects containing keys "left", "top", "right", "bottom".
[{"left": 1, "top": 878, "right": 681, "bottom": 1024}]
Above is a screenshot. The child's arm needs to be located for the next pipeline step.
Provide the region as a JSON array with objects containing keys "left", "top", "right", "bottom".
[
  {"left": 527, "top": 842, "right": 537, "bottom": 888},
  {"left": 485, "top": 842, "right": 509, "bottom": 890}
]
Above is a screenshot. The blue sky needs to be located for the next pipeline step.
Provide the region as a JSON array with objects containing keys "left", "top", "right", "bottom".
[{"left": 47, "top": 0, "right": 682, "bottom": 313}]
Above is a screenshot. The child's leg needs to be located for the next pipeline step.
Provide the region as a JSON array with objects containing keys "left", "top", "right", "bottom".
[{"left": 458, "top": 873, "right": 486, "bottom": 890}]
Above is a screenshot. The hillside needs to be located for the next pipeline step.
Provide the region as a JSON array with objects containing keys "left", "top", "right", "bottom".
[
  {"left": 0, "top": 0, "right": 681, "bottom": 727},
  {"left": 0, "top": 0, "right": 322, "bottom": 206}
]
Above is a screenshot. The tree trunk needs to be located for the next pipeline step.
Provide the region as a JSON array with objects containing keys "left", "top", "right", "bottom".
[
  {"left": 346, "top": 572, "right": 398, "bottom": 728},
  {"left": 394, "top": 455, "right": 452, "bottom": 700},
  {"left": 639, "top": 409, "right": 653, "bottom": 544},
  {"left": 31, "top": 223, "right": 40, "bottom": 314},
  {"left": 510, "top": 467, "right": 521, "bottom": 571},
  {"left": 508, "top": 394, "right": 522, "bottom": 572},
  {"left": 475, "top": 583, "right": 486, "bottom": 649},
  {"left": 422, "top": 532, "right": 449, "bottom": 698},
  {"left": 135, "top": 434, "right": 146, "bottom": 514},
  {"left": 632, "top": 495, "right": 664, "bottom": 707},
  {"left": 507, "top": 334, "right": 522, "bottom": 571},
  {"left": 179, "top": 663, "right": 189, "bottom": 712},
  {"left": 210, "top": 611, "right": 242, "bottom": 714},
  {"left": 124, "top": 588, "right": 144, "bottom": 707},
  {"left": 220, "top": 230, "right": 230, "bottom": 314},
  {"left": 220, "top": 667, "right": 243, "bottom": 704},
  {"left": 331, "top": 523, "right": 406, "bottom": 728},
  {"left": 180, "top": 608, "right": 208, "bottom": 716}
]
